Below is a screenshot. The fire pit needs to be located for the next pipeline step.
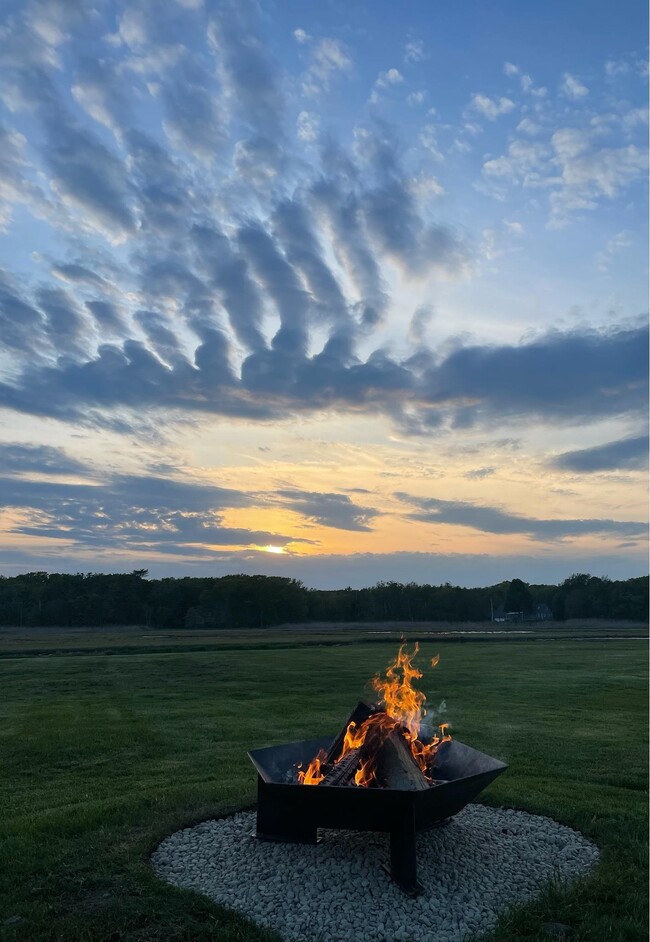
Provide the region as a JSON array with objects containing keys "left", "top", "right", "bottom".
[{"left": 249, "top": 644, "right": 507, "bottom": 895}]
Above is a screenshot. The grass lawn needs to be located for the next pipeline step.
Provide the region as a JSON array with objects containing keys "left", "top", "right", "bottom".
[{"left": 1, "top": 634, "right": 647, "bottom": 941}]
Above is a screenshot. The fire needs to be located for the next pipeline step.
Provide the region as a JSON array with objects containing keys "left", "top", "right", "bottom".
[
  {"left": 297, "top": 748, "right": 327, "bottom": 785},
  {"left": 372, "top": 642, "right": 427, "bottom": 741},
  {"left": 354, "top": 758, "right": 373, "bottom": 787},
  {"left": 298, "top": 642, "right": 451, "bottom": 787}
]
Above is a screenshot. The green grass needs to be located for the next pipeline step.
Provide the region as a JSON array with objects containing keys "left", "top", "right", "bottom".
[
  {"left": 1, "top": 620, "right": 646, "bottom": 658},
  {"left": 0, "top": 636, "right": 647, "bottom": 941}
]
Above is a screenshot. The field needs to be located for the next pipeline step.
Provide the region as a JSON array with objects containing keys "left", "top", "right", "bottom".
[{"left": 1, "top": 626, "right": 647, "bottom": 941}]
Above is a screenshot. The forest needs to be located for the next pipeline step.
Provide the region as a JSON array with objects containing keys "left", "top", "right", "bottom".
[{"left": 0, "top": 570, "right": 647, "bottom": 628}]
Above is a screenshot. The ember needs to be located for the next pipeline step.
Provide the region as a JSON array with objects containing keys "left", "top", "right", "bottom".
[{"left": 298, "top": 643, "right": 451, "bottom": 790}]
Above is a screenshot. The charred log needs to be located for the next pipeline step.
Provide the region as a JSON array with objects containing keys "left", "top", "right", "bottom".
[
  {"left": 321, "top": 748, "right": 361, "bottom": 786},
  {"left": 325, "top": 700, "right": 378, "bottom": 765}
]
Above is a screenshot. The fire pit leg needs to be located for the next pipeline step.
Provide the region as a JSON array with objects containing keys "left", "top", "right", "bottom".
[{"left": 383, "top": 806, "right": 423, "bottom": 897}]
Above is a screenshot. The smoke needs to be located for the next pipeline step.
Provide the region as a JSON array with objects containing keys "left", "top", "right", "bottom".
[{"left": 420, "top": 699, "right": 449, "bottom": 743}]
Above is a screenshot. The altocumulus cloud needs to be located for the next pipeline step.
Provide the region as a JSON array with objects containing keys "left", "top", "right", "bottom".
[
  {"left": 0, "top": 0, "right": 646, "bottom": 443},
  {"left": 0, "top": 305, "right": 646, "bottom": 433}
]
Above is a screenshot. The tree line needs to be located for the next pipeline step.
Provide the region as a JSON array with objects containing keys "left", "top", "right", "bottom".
[{"left": 0, "top": 570, "right": 646, "bottom": 628}]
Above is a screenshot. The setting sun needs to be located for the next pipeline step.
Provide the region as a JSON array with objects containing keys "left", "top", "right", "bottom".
[{"left": 262, "top": 545, "right": 285, "bottom": 555}]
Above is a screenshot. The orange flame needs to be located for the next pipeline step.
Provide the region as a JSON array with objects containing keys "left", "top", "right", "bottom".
[
  {"left": 297, "top": 748, "right": 327, "bottom": 785},
  {"left": 354, "top": 757, "right": 373, "bottom": 787},
  {"left": 370, "top": 642, "right": 449, "bottom": 779},
  {"left": 298, "top": 643, "right": 451, "bottom": 788},
  {"left": 372, "top": 641, "right": 427, "bottom": 741}
]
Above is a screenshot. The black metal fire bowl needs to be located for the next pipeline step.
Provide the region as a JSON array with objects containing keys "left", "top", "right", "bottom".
[{"left": 248, "top": 737, "right": 507, "bottom": 896}]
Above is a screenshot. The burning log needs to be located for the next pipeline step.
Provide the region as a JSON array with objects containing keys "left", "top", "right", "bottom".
[
  {"left": 376, "top": 730, "right": 430, "bottom": 791},
  {"left": 325, "top": 700, "right": 378, "bottom": 765},
  {"left": 321, "top": 748, "right": 361, "bottom": 786}
]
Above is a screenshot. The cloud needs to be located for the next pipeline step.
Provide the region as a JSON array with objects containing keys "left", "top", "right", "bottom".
[
  {"left": 516, "top": 118, "right": 541, "bottom": 135},
  {"left": 548, "top": 128, "right": 646, "bottom": 227},
  {"left": 124, "top": 129, "right": 193, "bottom": 235},
  {"left": 309, "top": 175, "right": 388, "bottom": 327},
  {"left": 86, "top": 300, "right": 128, "bottom": 337},
  {"left": 353, "top": 124, "right": 467, "bottom": 278},
  {"left": 482, "top": 140, "right": 549, "bottom": 189},
  {"left": 272, "top": 198, "right": 353, "bottom": 333},
  {"left": 596, "top": 231, "right": 632, "bottom": 271},
  {"left": 296, "top": 110, "right": 319, "bottom": 142},
  {"left": 160, "top": 54, "right": 226, "bottom": 159},
  {"left": 300, "top": 37, "right": 352, "bottom": 96},
  {"left": 272, "top": 489, "right": 379, "bottom": 531},
  {"left": 52, "top": 263, "right": 110, "bottom": 290},
  {"left": 0, "top": 269, "right": 47, "bottom": 356},
  {"left": 0, "top": 0, "right": 645, "bottom": 453},
  {"left": 71, "top": 57, "right": 131, "bottom": 137},
  {"left": 191, "top": 224, "right": 267, "bottom": 353},
  {"left": 38, "top": 286, "right": 92, "bottom": 357},
  {"left": 413, "top": 322, "right": 648, "bottom": 428},
  {"left": 469, "top": 94, "right": 516, "bottom": 120},
  {"left": 603, "top": 56, "right": 644, "bottom": 79},
  {"left": 397, "top": 492, "right": 647, "bottom": 541},
  {"left": 237, "top": 222, "right": 310, "bottom": 356},
  {"left": 132, "top": 310, "right": 187, "bottom": 366},
  {"left": 0, "top": 471, "right": 306, "bottom": 554},
  {"left": 43, "top": 113, "right": 137, "bottom": 240},
  {"left": 561, "top": 72, "right": 589, "bottom": 99},
  {"left": 404, "top": 40, "right": 425, "bottom": 63},
  {"left": 208, "top": 0, "right": 284, "bottom": 140},
  {"left": 361, "top": 178, "right": 467, "bottom": 277},
  {"left": 420, "top": 123, "right": 444, "bottom": 161},
  {"left": 233, "top": 134, "right": 285, "bottom": 186},
  {"left": 0, "top": 464, "right": 384, "bottom": 555},
  {"left": 373, "top": 68, "right": 404, "bottom": 94},
  {"left": 0, "top": 124, "right": 35, "bottom": 231},
  {"left": 0, "top": 443, "right": 88, "bottom": 476},
  {"left": 0, "top": 254, "right": 646, "bottom": 439},
  {"left": 407, "top": 90, "right": 426, "bottom": 107},
  {"left": 310, "top": 39, "right": 352, "bottom": 82},
  {"left": 551, "top": 435, "right": 649, "bottom": 473},
  {"left": 481, "top": 123, "right": 647, "bottom": 225},
  {"left": 408, "top": 306, "right": 434, "bottom": 344},
  {"left": 464, "top": 467, "right": 496, "bottom": 480}
]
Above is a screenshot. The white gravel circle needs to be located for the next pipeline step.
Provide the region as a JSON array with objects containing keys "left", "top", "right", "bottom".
[{"left": 152, "top": 805, "right": 598, "bottom": 941}]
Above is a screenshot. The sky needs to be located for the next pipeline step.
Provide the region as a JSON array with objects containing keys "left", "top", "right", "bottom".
[{"left": 0, "top": 0, "right": 647, "bottom": 588}]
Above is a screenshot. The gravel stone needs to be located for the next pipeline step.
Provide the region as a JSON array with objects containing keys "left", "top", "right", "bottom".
[{"left": 151, "top": 804, "right": 598, "bottom": 942}]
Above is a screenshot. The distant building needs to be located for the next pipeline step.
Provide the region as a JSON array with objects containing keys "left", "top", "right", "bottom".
[
  {"left": 533, "top": 603, "right": 553, "bottom": 621},
  {"left": 492, "top": 602, "right": 553, "bottom": 623}
]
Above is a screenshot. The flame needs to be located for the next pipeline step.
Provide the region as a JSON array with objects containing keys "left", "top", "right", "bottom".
[
  {"left": 298, "top": 643, "right": 452, "bottom": 788},
  {"left": 354, "top": 757, "right": 373, "bottom": 787},
  {"left": 368, "top": 642, "right": 450, "bottom": 780},
  {"left": 372, "top": 641, "right": 427, "bottom": 742},
  {"left": 297, "top": 748, "right": 327, "bottom": 785}
]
